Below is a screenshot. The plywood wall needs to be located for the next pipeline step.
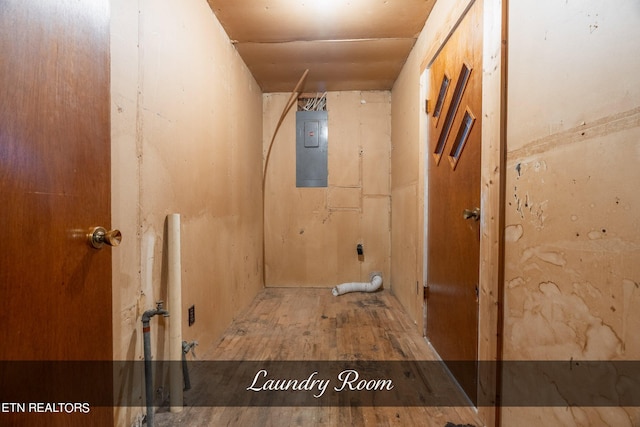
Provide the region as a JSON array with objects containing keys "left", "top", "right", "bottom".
[
  {"left": 393, "top": 0, "right": 640, "bottom": 424},
  {"left": 110, "top": 0, "right": 263, "bottom": 424},
  {"left": 263, "top": 91, "right": 391, "bottom": 288},
  {"left": 503, "top": 0, "right": 640, "bottom": 424}
]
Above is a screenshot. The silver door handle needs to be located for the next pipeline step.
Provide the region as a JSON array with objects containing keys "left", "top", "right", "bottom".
[{"left": 462, "top": 207, "right": 480, "bottom": 221}]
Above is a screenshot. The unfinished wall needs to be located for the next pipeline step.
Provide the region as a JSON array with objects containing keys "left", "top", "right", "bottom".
[
  {"left": 393, "top": 0, "right": 640, "bottom": 424},
  {"left": 111, "top": 0, "right": 263, "bottom": 424},
  {"left": 504, "top": 0, "right": 640, "bottom": 425},
  {"left": 263, "top": 91, "right": 391, "bottom": 288}
]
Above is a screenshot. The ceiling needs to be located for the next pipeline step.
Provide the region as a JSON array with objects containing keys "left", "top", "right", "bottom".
[{"left": 207, "top": 0, "right": 436, "bottom": 93}]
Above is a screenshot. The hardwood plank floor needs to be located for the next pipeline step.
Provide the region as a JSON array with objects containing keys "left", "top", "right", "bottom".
[{"left": 154, "top": 288, "right": 484, "bottom": 426}]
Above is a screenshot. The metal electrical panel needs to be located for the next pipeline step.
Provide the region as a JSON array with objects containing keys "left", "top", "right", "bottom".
[{"left": 296, "top": 110, "right": 328, "bottom": 187}]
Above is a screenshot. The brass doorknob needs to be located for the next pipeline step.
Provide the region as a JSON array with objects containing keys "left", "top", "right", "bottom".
[
  {"left": 462, "top": 207, "right": 480, "bottom": 221},
  {"left": 88, "top": 226, "right": 122, "bottom": 249}
]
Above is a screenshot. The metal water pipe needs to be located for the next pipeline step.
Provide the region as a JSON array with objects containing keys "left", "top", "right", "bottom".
[
  {"left": 142, "top": 301, "right": 169, "bottom": 427},
  {"left": 181, "top": 340, "right": 198, "bottom": 391}
]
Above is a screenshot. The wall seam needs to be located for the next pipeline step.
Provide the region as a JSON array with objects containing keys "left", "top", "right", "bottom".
[{"left": 507, "top": 106, "right": 640, "bottom": 161}]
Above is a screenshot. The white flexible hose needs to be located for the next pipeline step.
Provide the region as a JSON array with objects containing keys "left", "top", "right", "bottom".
[{"left": 332, "top": 273, "right": 383, "bottom": 296}]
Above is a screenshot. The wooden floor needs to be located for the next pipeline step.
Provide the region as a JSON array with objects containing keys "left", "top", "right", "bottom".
[{"left": 154, "top": 288, "right": 483, "bottom": 426}]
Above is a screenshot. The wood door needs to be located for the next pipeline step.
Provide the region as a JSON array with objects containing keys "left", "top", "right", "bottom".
[
  {"left": 0, "top": 0, "right": 113, "bottom": 425},
  {"left": 425, "top": 0, "right": 483, "bottom": 405}
]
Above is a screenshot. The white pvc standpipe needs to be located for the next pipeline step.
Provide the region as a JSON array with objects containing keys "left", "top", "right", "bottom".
[
  {"left": 332, "top": 273, "right": 383, "bottom": 296},
  {"left": 167, "top": 214, "right": 183, "bottom": 413}
]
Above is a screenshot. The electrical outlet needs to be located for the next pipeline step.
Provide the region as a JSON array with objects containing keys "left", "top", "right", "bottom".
[{"left": 188, "top": 305, "right": 195, "bottom": 327}]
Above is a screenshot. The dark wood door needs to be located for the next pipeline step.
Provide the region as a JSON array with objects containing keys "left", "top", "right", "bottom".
[
  {"left": 425, "top": 0, "right": 483, "bottom": 405},
  {"left": 0, "top": 0, "right": 113, "bottom": 425}
]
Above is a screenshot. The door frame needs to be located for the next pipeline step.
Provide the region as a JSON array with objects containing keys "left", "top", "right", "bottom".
[{"left": 419, "top": 0, "right": 506, "bottom": 425}]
